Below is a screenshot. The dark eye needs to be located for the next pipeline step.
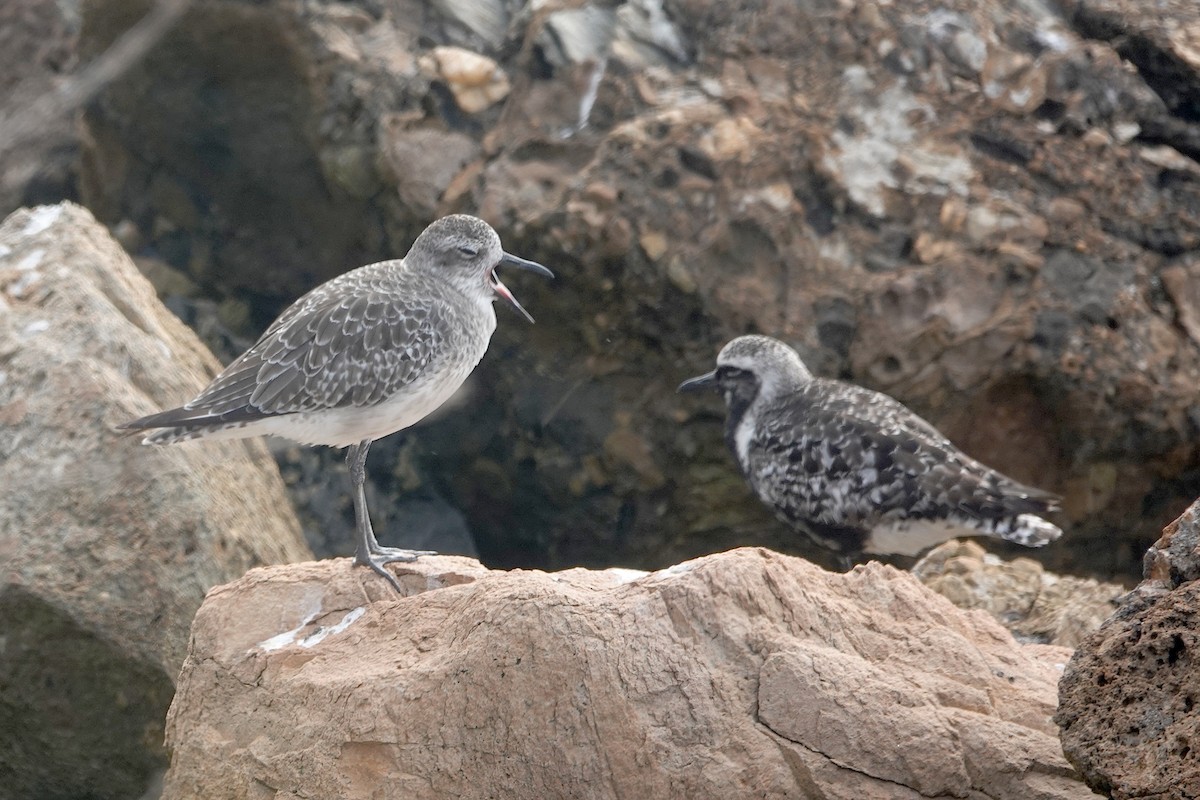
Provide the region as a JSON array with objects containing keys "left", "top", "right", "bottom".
[
  {"left": 715, "top": 366, "right": 747, "bottom": 381},
  {"left": 458, "top": 245, "right": 479, "bottom": 258}
]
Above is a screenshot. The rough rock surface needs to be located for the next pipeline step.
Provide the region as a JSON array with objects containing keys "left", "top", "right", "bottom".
[
  {"left": 69, "top": 0, "right": 1200, "bottom": 580},
  {"left": 163, "top": 548, "right": 1093, "bottom": 800},
  {"left": 1057, "top": 499, "right": 1200, "bottom": 798},
  {"left": 913, "top": 540, "right": 1125, "bottom": 647},
  {"left": 0, "top": 202, "right": 312, "bottom": 799}
]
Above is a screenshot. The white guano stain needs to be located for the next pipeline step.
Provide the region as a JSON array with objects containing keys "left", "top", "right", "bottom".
[
  {"left": 256, "top": 605, "right": 367, "bottom": 652},
  {"left": 652, "top": 561, "right": 696, "bottom": 580},
  {"left": 608, "top": 568, "right": 650, "bottom": 585},
  {"left": 258, "top": 608, "right": 322, "bottom": 652},
  {"left": 298, "top": 607, "right": 365, "bottom": 649}
]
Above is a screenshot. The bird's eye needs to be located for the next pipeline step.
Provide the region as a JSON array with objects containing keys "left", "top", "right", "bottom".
[
  {"left": 716, "top": 366, "right": 746, "bottom": 381},
  {"left": 457, "top": 245, "right": 479, "bottom": 258}
]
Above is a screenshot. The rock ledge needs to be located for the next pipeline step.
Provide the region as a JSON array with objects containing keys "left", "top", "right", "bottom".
[{"left": 165, "top": 548, "right": 1092, "bottom": 799}]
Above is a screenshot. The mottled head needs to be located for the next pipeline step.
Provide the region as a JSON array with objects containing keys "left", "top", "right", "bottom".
[
  {"left": 406, "top": 214, "right": 553, "bottom": 322},
  {"left": 678, "top": 335, "right": 813, "bottom": 409}
]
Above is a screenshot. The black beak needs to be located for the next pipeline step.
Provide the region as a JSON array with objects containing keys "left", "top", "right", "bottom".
[
  {"left": 492, "top": 252, "right": 554, "bottom": 323},
  {"left": 677, "top": 370, "right": 718, "bottom": 393},
  {"left": 499, "top": 252, "right": 554, "bottom": 279}
]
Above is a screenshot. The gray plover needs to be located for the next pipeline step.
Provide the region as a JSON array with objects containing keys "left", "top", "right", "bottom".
[
  {"left": 678, "top": 335, "right": 1061, "bottom": 561},
  {"left": 120, "top": 214, "right": 553, "bottom": 591}
]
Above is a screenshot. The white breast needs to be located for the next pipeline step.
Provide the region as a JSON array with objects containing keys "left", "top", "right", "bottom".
[{"left": 733, "top": 405, "right": 757, "bottom": 468}]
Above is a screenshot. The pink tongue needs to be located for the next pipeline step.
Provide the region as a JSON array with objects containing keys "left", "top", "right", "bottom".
[{"left": 493, "top": 279, "right": 535, "bottom": 323}]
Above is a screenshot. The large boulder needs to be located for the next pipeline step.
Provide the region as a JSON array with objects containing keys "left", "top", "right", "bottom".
[
  {"left": 1056, "top": 498, "right": 1200, "bottom": 798},
  {"left": 162, "top": 548, "right": 1093, "bottom": 799},
  {"left": 74, "top": 0, "right": 1200, "bottom": 580},
  {"left": 0, "top": 202, "right": 312, "bottom": 799}
]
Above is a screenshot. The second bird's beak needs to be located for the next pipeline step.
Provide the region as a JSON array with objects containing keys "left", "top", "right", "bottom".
[
  {"left": 492, "top": 252, "right": 554, "bottom": 323},
  {"left": 677, "top": 371, "right": 718, "bottom": 393}
]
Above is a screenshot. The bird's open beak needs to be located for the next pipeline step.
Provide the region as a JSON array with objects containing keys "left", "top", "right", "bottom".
[
  {"left": 491, "top": 252, "right": 554, "bottom": 323},
  {"left": 677, "top": 370, "right": 718, "bottom": 393}
]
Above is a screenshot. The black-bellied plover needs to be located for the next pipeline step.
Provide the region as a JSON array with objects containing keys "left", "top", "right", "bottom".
[
  {"left": 678, "top": 335, "right": 1061, "bottom": 562},
  {"left": 121, "top": 215, "right": 553, "bottom": 591}
]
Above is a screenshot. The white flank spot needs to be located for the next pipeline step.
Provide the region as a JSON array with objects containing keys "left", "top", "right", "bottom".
[
  {"left": 298, "top": 607, "right": 365, "bottom": 649},
  {"left": 0, "top": 244, "right": 12, "bottom": 258},
  {"left": 257, "top": 607, "right": 322, "bottom": 652},
  {"left": 21, "top": 319, "right": 50, "bottom": 336},
  {"left": 21, "top": 206, "right": 62, "bottom": 238}
]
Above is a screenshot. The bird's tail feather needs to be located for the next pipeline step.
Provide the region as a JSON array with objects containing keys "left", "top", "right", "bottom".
[
  {"left": 117, "top": 406, "right": 257, "bottom": 445},
  {"left": 118, "top": 405, "right": 214, "bottom": 432},
  {"left": 1001, "top": 513, "right": 1062, "bottom": 547}
]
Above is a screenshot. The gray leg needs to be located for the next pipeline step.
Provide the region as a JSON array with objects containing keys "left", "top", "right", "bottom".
[{"left": 346, "top": 439, "right": 435, "bottom": 592}]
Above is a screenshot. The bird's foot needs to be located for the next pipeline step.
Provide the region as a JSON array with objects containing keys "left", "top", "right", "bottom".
[
  {"left": 353, "top": 547, "right": 438, "bottom": 593},
  {"left": 355, "top": 554, "right": 404, "bottom": 593},
  {"left": 368, "top": 545, "right": 438, "bottom": 561}
]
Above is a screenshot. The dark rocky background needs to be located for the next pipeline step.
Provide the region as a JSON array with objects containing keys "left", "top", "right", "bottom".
[{"left": 5, "top": 0, "right": 1200, "bottom": 583}]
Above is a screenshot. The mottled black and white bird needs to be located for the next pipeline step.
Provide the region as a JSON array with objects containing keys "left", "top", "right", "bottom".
[
  {"left": 120, "top": 214, "right": 553, "bottom": 591},
  {"left": 678, "top": 335, "right": 1061, "bottom": 561}
]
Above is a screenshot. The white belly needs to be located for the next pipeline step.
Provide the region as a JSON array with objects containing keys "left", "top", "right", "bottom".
[
  {"left": 181, "top": 346, "right": 485, "bottom": 449},
  {"left": 862, "top": 518, "right": 975, "bottom": 557},
  {"left": 260, "top": 363, "right": 476, "bottom": 447},
  {"left": 158, "top": 295, "right": 504, "bottom": 449}
]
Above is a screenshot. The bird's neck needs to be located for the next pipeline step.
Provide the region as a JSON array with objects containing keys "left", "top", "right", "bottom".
[
  {"left": 723, "top": 382, "right": 761, "bottom": 474},
  {"left": 431, "top": 272, "right": 494, "bottom": 315},
  {"left": 722, "top": 372, "right": 810, "bottom": 472}
]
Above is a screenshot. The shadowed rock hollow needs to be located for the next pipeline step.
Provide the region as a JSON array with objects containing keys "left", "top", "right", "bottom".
[{"left": 40, "top": 0, "right": 1200, "bottom": 580}]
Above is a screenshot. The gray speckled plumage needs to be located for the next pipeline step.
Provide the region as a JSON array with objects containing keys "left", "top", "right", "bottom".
[
  {"left": 135, "top": 263, "right": 472, "bottom": 441},
  {"left": 120, "top": 214, "right": 553, "bottom": 590},
  {"left": 679, "top": 335, "right": 1061, "bottom": 559},
  {"left": 121, "top": 215, "right": 549, "bottom": 448}
]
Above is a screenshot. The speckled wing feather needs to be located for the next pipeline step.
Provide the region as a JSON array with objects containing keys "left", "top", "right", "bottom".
[
  {"left": 746, "top": 378, "right": 1058, "bottom": 535},
  {"left": 130, "top": 263, "right": 446, "bottom": 429}
]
